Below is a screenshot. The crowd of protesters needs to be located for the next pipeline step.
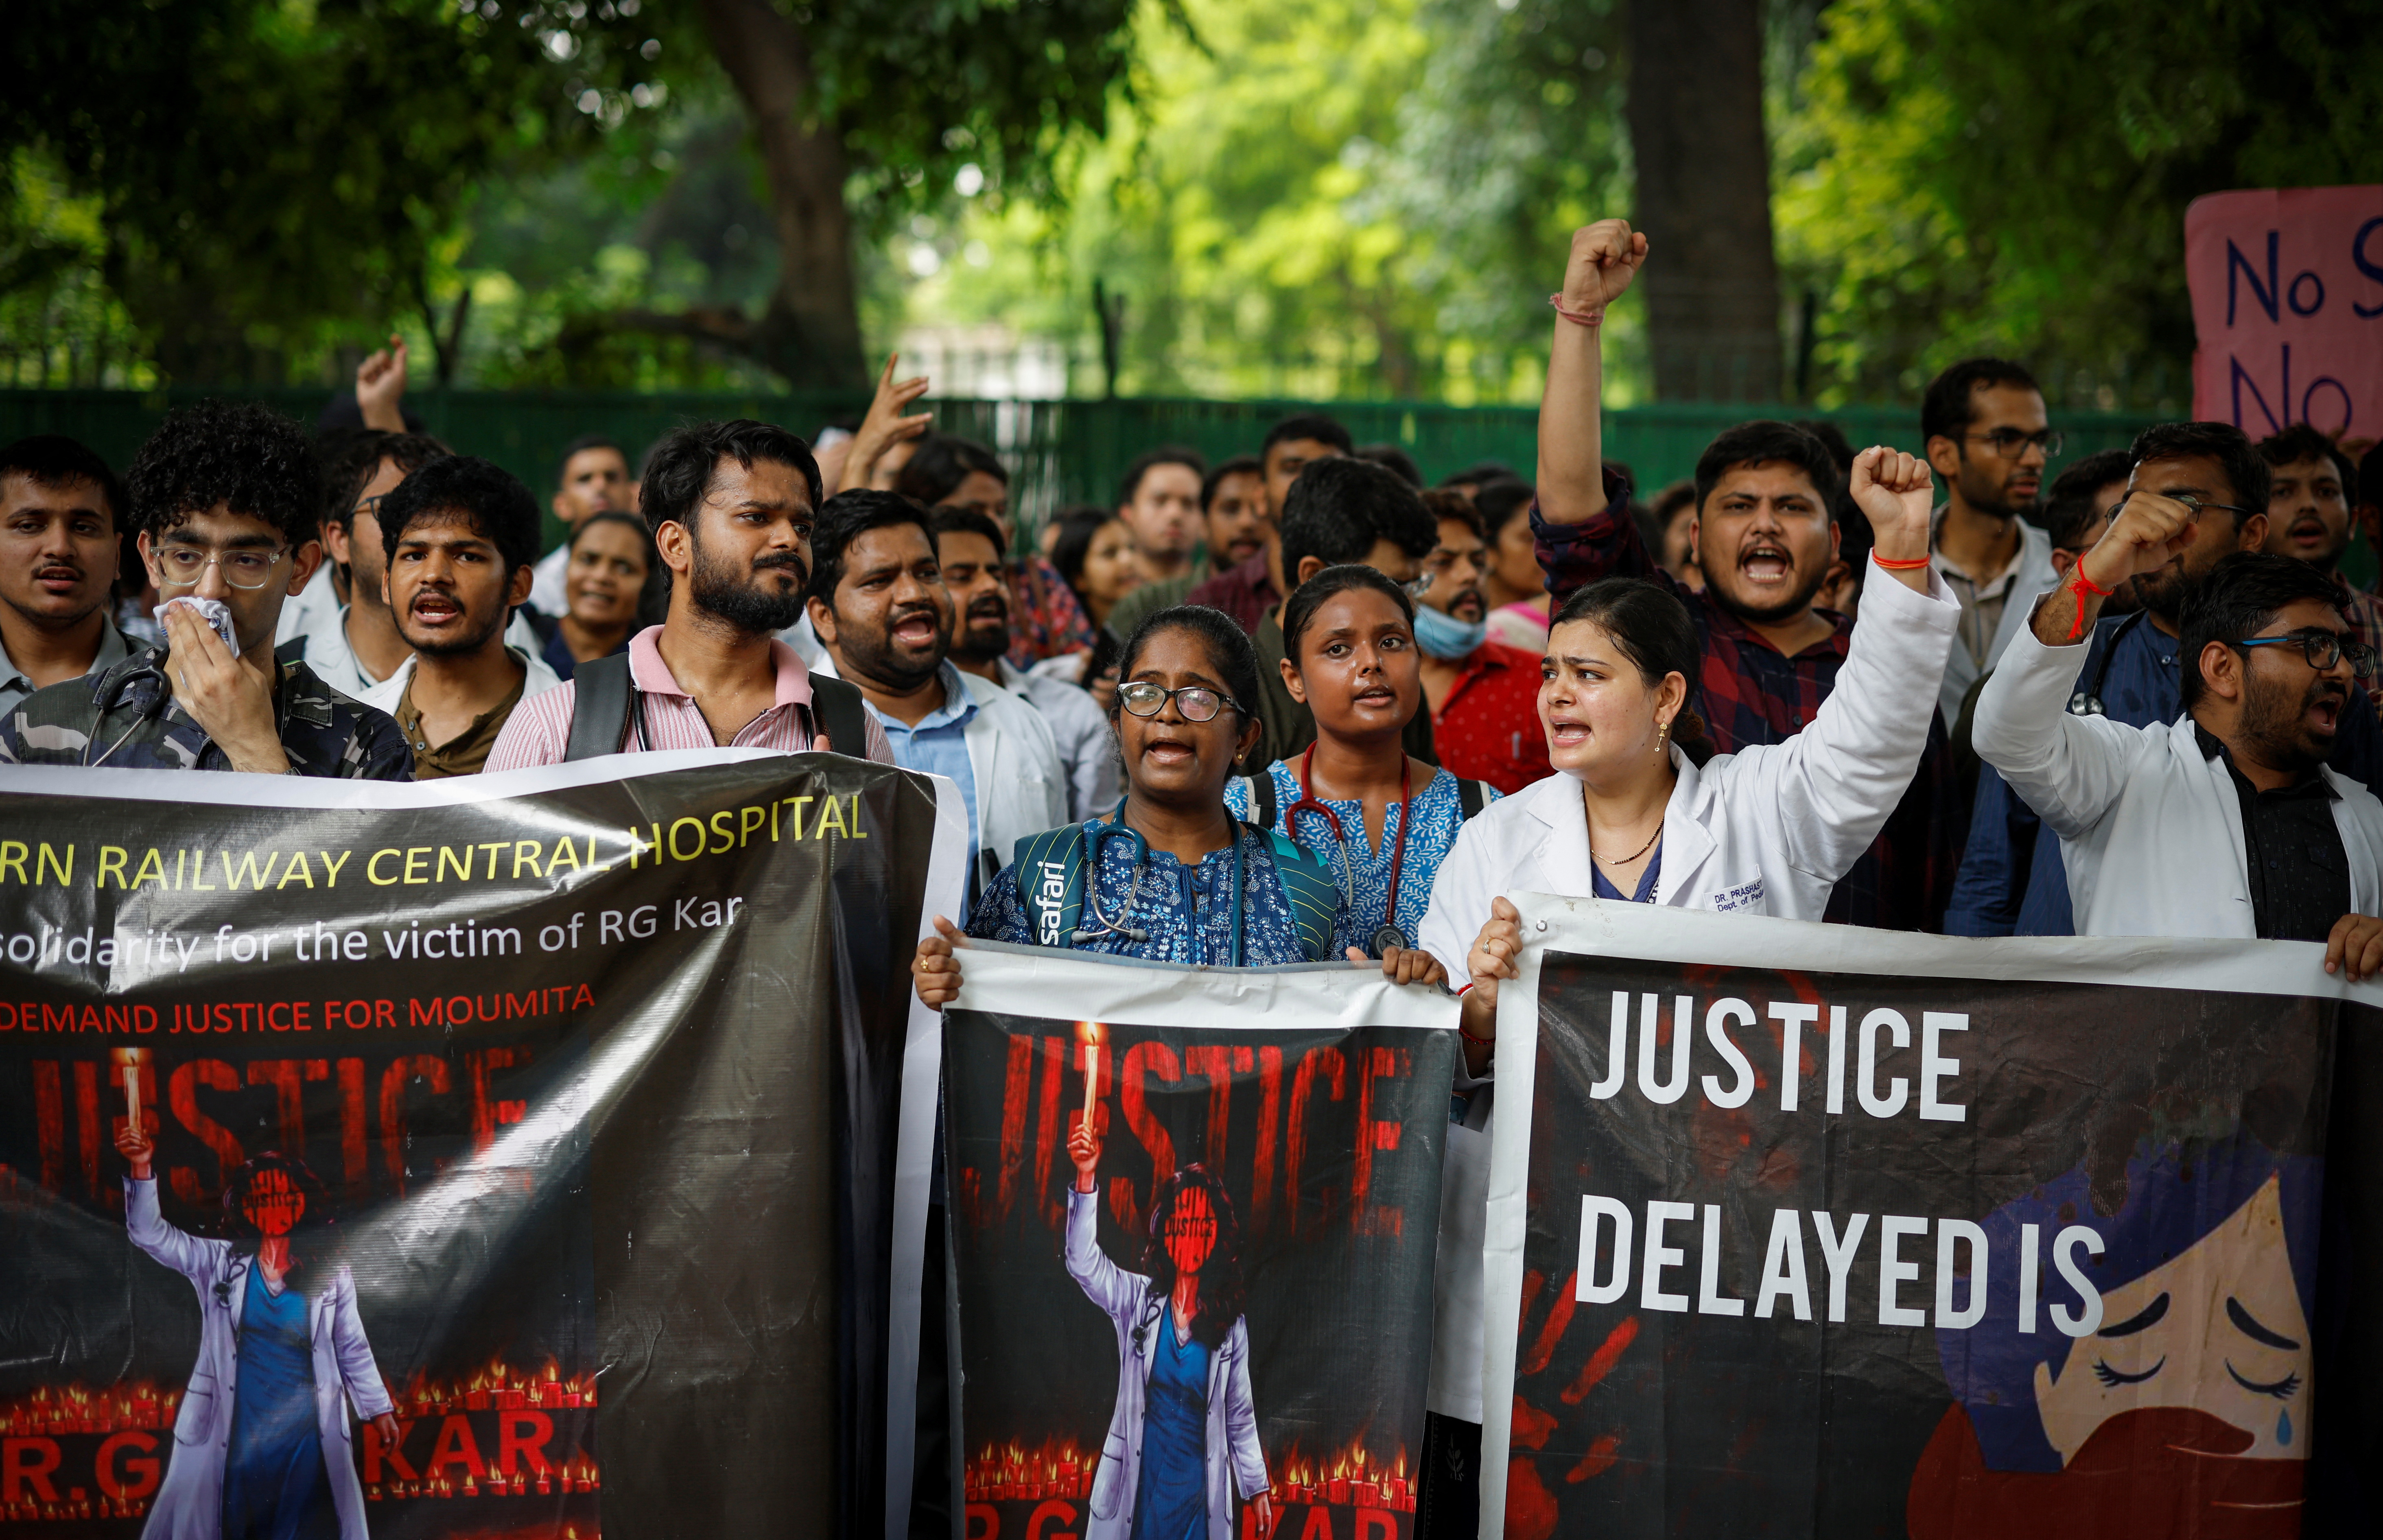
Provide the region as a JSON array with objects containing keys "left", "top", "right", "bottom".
[{"left": 5, "top": 216, "right": 2383, "bottom": 1538}]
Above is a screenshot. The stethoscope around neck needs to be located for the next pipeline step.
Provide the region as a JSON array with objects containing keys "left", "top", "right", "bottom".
[
  {"left": 1070, "top": 804, "right": 1251, "bottom": 968},
  {"left": 2068, "top": 609, "right": 2150, "bottom": 718},
  {"left": 1283, "top": 744, "right": 1412, "bottom": 957}
]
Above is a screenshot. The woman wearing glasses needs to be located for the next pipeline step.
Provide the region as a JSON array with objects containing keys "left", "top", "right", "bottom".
[
  {"left": 1224, "top": 566, "right": 1497, "bottom": 958},
  {"left": 912, "top": 606, "right": 1446, "bottom": 1000}
]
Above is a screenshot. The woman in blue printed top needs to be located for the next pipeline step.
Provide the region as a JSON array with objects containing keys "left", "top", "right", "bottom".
[
  {"left": 1226, "top": 566, "right": 1496, "bottom": 957},
  {"left": 912, "top": 605, "right": 1447, "bottom": 1000}
]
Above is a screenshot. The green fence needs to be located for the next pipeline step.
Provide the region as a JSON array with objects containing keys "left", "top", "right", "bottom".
[{"left": 0, "top": 388, "right": 2164, "bottom": 550}]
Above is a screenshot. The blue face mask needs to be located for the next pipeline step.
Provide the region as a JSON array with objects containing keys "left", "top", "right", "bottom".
[{"left": 1412, "top": 599, "right": 1488, "bottom": 660}]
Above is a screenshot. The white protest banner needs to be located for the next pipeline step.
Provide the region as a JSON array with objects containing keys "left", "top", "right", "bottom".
[{"left": 939, "top": 944, "right": 1460, "bottom": 1538}]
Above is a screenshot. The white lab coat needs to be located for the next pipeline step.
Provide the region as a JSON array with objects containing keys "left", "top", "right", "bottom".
[
  {"left": 1971, "top": 621, "right": 2383, "bottom": 937},
  {"left": 814, "top": 655, "right": 1069, "bottom": 889},
  {"left": 999, "top": 657, "right": 1120, "bottom": 821},
  {"left": 956, "top": 669, "right": 1071, "bottom": 891},
  {"left": 1412, "top": 561, "right": 1958, "bottom": 1423},
  {"left": 124, "top": 1177, "right": 393, "bottom": 1540},
  {"left": 1063, "top": 1188, "right": 1267, "bottom": 1540},
  {"left": 1933, "top": 514, "right": 2059, "bottom": 727},
  {"left": 1418, "top": 559, "right": 1962, "bottom": 979}
]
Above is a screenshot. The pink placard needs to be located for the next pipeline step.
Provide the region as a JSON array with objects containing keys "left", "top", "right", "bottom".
[{"left": 2187, "top": 184, "right": 2383, "bottom": 439}]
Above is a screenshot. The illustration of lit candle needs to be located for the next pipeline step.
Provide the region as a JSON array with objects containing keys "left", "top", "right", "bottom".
[
  {"left": 1078, "top": 1022, "right": 1106, "bottom": 1126},
  {"left": 113, "top": 1045, "right": 153, "bottom": 1134}
]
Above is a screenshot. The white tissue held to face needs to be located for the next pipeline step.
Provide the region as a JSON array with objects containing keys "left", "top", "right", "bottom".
[{"left": 159, "top": 595, "right": 239, "bottom": 651}]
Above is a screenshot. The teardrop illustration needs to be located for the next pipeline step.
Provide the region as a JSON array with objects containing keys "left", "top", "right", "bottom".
[{"left": 2277, "top": 1408, "right": 2293, "bottom": 1446}]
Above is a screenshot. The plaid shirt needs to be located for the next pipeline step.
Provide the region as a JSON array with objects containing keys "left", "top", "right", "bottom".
[
  {"left": 0, "top": 645, "right": 412, "bottom": 778},
  {"left": 1006, "top": 555, "right": 1097, "bottom": 667},
  {"left": 1532, "top": 472, "right": 1961, "bottom": 930},
  {"left": 2337, "top": 574, "right": 2383, "bottom": 707}
]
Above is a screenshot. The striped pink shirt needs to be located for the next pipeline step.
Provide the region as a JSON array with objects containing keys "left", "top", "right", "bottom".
[{"left": 485, "top": 625, "right": 895, "bottom": 771}]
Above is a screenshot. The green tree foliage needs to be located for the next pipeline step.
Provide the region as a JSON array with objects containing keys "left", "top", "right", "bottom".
[
  {"left": 1776, "top": 0, "right": 2383, "bottom": 410},
  {"left": 0, "top": 0, "right": 1144, "bottom": 390},
  {"left": 923, "top": 0, "right": 1640, "bottom": 403},
  {"left": 0, "top": 0, "right": 637, "bottom": 383}
]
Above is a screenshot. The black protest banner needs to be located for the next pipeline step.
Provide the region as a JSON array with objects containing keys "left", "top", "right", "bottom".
[
  {"left": 940, "top": 946, "right": 1457, "bottom": 1540},
  {"left": 0, "top": 751, "right": 960, "bottom": 1539},
  {"left": 1481, "top": 900, "right": 2377, "bottom": 1540}
]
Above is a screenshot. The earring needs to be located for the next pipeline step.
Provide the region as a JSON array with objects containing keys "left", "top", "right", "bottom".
[{"left": 1656, "top": 719, "right": 1670, "bottom": 759}]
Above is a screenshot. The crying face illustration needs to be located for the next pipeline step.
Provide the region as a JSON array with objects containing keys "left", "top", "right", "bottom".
[{"left": 2032, "top": 1175, "right": 2311, "bottom": 1464}]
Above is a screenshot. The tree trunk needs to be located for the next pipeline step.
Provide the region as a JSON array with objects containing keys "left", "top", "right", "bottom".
[
  {"left": 692, "top": 0, "right": 867, "bottom": 391},
  {"left": 1625, "top": 0, "right": 1783, "bottom": 401}
]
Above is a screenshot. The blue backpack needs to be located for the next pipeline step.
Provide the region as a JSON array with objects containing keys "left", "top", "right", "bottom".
[{"left": 1009, "top": 819, "right": 1340, "bottom": 962}]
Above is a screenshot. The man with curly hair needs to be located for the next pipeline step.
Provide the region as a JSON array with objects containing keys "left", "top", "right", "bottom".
[{"left": 0, "top": 400, "right": 413, "bottom": 777}]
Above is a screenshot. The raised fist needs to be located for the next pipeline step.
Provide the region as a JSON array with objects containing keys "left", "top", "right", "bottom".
[{"left": 1559, "top": 220, "right": 1649, "bottom": 317}]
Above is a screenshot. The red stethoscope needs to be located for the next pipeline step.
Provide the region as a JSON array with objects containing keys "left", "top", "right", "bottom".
[{"left": 1283, "top": 744, "right": 1412, "bottom": 957}]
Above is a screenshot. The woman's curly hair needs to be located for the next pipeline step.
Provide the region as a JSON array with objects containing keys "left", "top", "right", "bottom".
[
  {"left": 127, "top": 400, "right": 321, "bottom": 546},
  {"left": 1137, "top": 1163, "right": 1248, "bottom": 1349}
]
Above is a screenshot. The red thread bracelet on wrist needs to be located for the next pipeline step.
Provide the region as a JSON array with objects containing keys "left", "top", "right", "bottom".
[
  {"left": 1548, "top": 293, "right": 1605, "bottom": 327},
  {"left": 2066, "top": 569, "right": 2115, "bottom": 641},
  {"left": 1871, "top": 553, "right": 1933, "bottom": 570}
]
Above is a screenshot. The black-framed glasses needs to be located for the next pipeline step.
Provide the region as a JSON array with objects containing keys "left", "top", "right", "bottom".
[
  {"left": 2233, "top": 629, "right": 2376, "bottom": 679},
  {"left": 1967, "top": 428, "right": 2063, "bottom": 459},
  {"left": 353, "top": 492, "right": 391, "bottom": 519},
  {"left": 1118, "top": 681, "right": 1243, "bottom": 723}
]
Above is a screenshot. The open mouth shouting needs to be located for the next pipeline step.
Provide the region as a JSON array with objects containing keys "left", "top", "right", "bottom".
[
  {"left": 2285, "top": 516, "right": 2331, "bottom": 553},
  {"left": 1736, "top": 541, "right": 1799, "bottom": 591},
  {"left": 409, "top": 587, "right": 466, "bottom": 631},
  {"left": 2306, "top": 683, "right": 2346, "bottom": 739},
  {"left": 1139, "top": 729, "right": 1198, "bottom": 771},
  {"left": 888, "top": 602, "right": 942, "bottom": 653}
]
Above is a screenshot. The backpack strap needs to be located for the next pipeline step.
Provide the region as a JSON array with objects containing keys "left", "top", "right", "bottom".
[
  {"left": 807, "top": 670, "right": 868, "bottom": 756},
  {"left": 1010, "top": 824, "right": 1092, "bottom": 948},
  {"left": 1456, "top": 777, "right": 1490, "bottom": 819},
  {"left": 566, "top": 652, "right": 634, "bottom": 761},
  {"left": 1248, "top": 768, "right": 1277, "bottom": 831},
  {"left": 1256, "top": 826, "right": 1339, "bottom": 962}
]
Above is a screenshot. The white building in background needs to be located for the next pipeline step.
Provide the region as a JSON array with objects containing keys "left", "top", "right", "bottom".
[{"left": 893, "top": 322, "right": 1069, "bottom": 401}]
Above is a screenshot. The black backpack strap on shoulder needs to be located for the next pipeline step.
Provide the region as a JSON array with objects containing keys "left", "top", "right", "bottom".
[
  {"left": 1457, "top": 778, "right": 1489, "bottom": 819},
  {"left": 565, "top": 652, "right": 634, "bottom": 761},
  {"left": 808, "top": 671, "right": 868, "bottom": 756},
  {"left": 273, "top": 636, "right": 308, "bottom": 668},
  {"left": 1249, "top": 769, "right": 1276, "bottom": 830}
]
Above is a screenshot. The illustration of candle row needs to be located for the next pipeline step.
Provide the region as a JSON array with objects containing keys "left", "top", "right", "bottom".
[
  {"left": 1, "top": 1496, "right": 147, "bottom": 1523},
  {"left": 367, "top": 1458, "right": 599, "bottom": 1501},
  {"left": 0, "top": 1383, "right": 181, "bottom": 1436}
]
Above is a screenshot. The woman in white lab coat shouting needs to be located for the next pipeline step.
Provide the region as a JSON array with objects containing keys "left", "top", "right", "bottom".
[
  {"left": 1419, "top": 441, "right": 1959, "bottom": 1031},
  {"left": 1408, "top": 445, "right": 1957, "bottom": 1529}
]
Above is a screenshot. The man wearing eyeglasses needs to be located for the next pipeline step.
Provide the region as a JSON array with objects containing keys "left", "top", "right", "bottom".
[
  {"left": 1976, "top": 520, "right": 2383, "bottom": 967},
  {"left": 0, "top": 402, "right": 412, "bottom": 778},
  {"left": 1921, "top": 358, "right": 2064, "bottom": 726}
]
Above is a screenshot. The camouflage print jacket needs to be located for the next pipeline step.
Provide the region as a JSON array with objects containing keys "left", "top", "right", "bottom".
[{"left": 0, "top": 645, "right": 414, "bottom": 779}]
